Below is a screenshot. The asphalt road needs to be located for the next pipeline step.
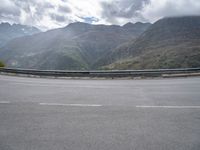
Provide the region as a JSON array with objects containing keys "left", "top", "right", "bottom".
[{"left": 0, "top": 75, "right": 200, "bottom": 150}]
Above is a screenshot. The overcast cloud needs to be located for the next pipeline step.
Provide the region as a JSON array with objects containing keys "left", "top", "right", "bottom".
[{"left": 0, "top": 0, "right": 200, "bottom": 30}]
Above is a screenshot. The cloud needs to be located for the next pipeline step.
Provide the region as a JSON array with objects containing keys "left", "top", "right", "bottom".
[
  {"left": 0, "top": 0, "right": 200, "bottom": 30},
  {"left": 0, "top": 0, "right": 74, "bottom": 30},
  {"left": 58, "top": 6, "right": 72, "bottom": 13},
  {"left": 81, "top": 17, "right": 99, "bottom": 24},
  {"left": 100, "top": 0, "right": 149, "bottom": 24},
  {"left": 141, "top": 0, "right": 200, "bottom": 22},
  {"left": 50, "top": 14, "right": 66, "bottom": 22},
  {"left": 100, "top": 0, "right": 200, "bottom": 25},
  {"left": 0, "top": 0, "right": 21, "bottom": 23}
]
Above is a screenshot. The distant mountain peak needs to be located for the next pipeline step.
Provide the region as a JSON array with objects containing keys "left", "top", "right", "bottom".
[
  {"left": 123, "top": 22, "right": 134, "bottom": 27},
  {"left": 67, "top": 22, "right": 91, "bottom": 27},
  {"left": 0, "top": 22, "right": 41, "bottom": 47},
  {"left": 123, "top": 22, "right": 151, "bottom": 28},
  {"left": 0, "top": 22, "right": 11, "bottom": 27}
]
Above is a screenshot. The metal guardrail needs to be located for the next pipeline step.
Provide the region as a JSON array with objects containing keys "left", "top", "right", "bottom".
[{"left": 0, "top": 67, "right": 200, "bottom": 78}]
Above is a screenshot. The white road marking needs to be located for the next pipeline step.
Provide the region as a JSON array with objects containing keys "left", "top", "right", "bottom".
[
  {"left": 136, "top": 105, "right": 200, "bottom": 109},
  {"left": 39, "top": 103, "right": 102, "bottom": 107},
  {"left": 0, "top": 101, "right": 10, "bottom": 104}
]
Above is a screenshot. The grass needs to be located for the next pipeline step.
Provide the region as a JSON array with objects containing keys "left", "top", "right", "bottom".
[{"left": 0, "top": 60, "right": 5, "bottom": 67}]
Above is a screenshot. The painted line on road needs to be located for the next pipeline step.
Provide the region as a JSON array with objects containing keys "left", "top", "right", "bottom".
[
  {"left": 0, "top": 101, "right": 10, "bottom": 104},
  {"left": 39, "top": 103, "right": 102, "bottom": 107},
  {"left": 136, "top": 106, "right": 200, "bottom": 109}
]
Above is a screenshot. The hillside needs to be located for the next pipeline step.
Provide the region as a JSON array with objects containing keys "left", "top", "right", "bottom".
[
  {"left": 0, "top": 22, "right": 151, "bottom": 70},
  {"left": 0, "top": 23, "right": 40, "bottom": 47},
  {"left": 98, "top": 16, "right": 200, "bottom": 69}
]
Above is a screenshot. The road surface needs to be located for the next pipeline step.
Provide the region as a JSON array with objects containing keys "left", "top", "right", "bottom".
[{"left": 0, "top": 75, "right": 200, "bottom": 150}]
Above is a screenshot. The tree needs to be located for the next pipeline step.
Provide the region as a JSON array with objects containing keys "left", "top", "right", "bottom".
[{"left": 0, "top": 61, "right": 5, "bottom": 67}]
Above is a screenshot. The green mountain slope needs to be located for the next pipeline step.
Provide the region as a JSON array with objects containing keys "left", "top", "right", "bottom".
[
  {"left": 98, "top": 16, "right": 200, "bottom": 70},
  {"left": 0, "top": 22, "right": 150, "bottom": 70}
]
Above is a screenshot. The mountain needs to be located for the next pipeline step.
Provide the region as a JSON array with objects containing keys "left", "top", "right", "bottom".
[
  {"left": 0, "top": 22, "right": 151, "bottom": 70},
  {"left": 123, "top": 22, "right": 151, "bottom": 37},
  {"left": 97, "top": 16, "right": 200, "bottom": 69},
  {"left": 0, "top": 22, "right": 41, "bottom": 47}
]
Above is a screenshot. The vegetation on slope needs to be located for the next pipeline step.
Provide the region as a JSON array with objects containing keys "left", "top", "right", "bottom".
[
  {"left": 0, "top": 22, "right": 150, "bottom": 70},
  {"left": 100, "top": 16, "right": 200, "bottom": 70},
  {"left": 0, "top": 60, "right": 5, "bottom": 67}
]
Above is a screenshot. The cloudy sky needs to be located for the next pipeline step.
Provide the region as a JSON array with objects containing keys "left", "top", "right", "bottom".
[{"left": 1, "top": 0, "right": 200, "bottom": 30}]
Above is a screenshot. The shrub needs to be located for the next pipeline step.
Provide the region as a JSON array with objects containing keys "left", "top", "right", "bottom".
[{"left": 0, "top": 61, "right": 5, "bottom": 67}]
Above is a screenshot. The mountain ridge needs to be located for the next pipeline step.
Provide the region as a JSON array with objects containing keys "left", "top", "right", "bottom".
[
  {"left": 99, "top": 16, "right": 200, "bottom": 70},
  {"left": 0, "top": 22, "right": 41, "bottom": 47},
  {"left": 0, "top": 21, "right": 151, "bottom": 70},
  {"left": 1, "top": 16, "right": 199, "bottom": 70}
]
